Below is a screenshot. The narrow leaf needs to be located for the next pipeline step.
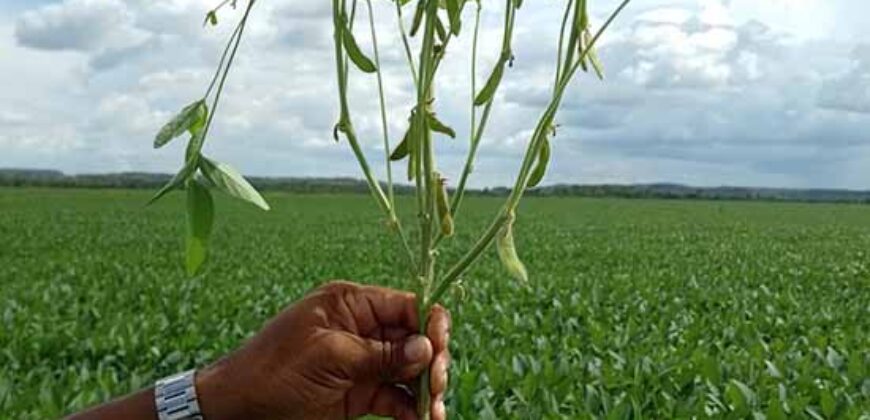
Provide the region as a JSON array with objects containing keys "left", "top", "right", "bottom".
[
  {"left": 474, "top": 61, "right": 505, "bottom": 106},
  {"left": 513, "top": 0, "right": 523, "bottom": 9},
  {"left": 496, "top": 211, "right": 528, "bottom": 282},
  {"left": 584, "top": 29, "right": 605, "bottom": 80},
  {"left": 204, "top": 11, "right": 218, "bottom": 27},
  {"left": 341, "top": 21, "right": 377, "bottom": 73},
  {"left": 185, "top": 179, "right": 214, "bottom": 277},
  {"left": 527, "top": 136, "right": 551, "bottom": 188},
  {"left": 427, "top": 113, "right": 456, "bottom": 138},
  {"left": 154, "top": 100, "right": 207, "bottom": 149},
  {"left": 147, "top": 162, "right": 197, "bottom": 205},
  {"left": 200, "top": 157, "right": 270, "bottom": 211}
]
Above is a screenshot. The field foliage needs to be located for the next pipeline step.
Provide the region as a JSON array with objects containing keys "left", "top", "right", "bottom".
[{"left": 0, "top": 189, "right": 868, "bottom": 418}]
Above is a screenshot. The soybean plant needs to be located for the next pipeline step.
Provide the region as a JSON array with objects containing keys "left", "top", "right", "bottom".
[{"left": 148, "top": 0, "right": 631, "bottom": 417}]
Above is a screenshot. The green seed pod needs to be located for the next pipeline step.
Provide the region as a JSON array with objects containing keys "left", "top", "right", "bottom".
[
  {"left": 434, "top": 173, "right": 454, "bottom": 237},
  {"left": 497, "top": 210, "right": 528, "bottom": 282}
]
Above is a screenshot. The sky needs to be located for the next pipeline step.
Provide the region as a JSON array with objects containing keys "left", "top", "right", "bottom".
[{"left": 1, "top": 0, "right": 869, "bottom": 189}]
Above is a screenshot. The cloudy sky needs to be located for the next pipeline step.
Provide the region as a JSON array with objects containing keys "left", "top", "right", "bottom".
[{"left": 1, "top": 0, "right": 869, "bottom": 189}]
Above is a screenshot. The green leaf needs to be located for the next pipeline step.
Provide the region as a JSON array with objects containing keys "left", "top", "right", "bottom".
[
  {"left": 204, "top": 11, "right": 218, "bottom": 27},
  {"left": 184, "top": 124, "right": 208, "bottom": 162},
  {"left": 496, "top": 211, "right": 528, "bottom": 282},
  {"left": 819, "top": 389, "right": 836, "bottom": 418},
  {"left": 764, "top": 360, "right": 782, "bottom": 379},
  {"left": 726, "top": 379, "right": 756, "bottom": 413},
  {"left": 185, "top": 179, "right": 214, "bottom": 277},
  {"left": 445, "top": 0, "right": 462, "bottom": 35},
  {"left": 154, "top": 100, "right": 207, "bottom": 149},
  {"left": 513, "top": 0, "right": 523, "bottom": 9},
  {"left": 527, "top": 136, "right": 551, "bottom": 188},
  {"left": 766, "top": 402, "right": 787, "bottom": 420},
  {"left": 583, "top": 29, "right": 605, "bottom": 80},
  {"left": 341, "top": 19, "right": 377, "bottom": 73},
  {"left": 474, "top": 61, "right": 505, "bottom": 106},
  {"left": 147, "top": 161, "right": 198, "bottom": 206},
  {"left": 200, "top": 157, "right": 270, "bottom": 211},
  {"left": 427, "top": 113, "right": 456, "bottom": 138}
]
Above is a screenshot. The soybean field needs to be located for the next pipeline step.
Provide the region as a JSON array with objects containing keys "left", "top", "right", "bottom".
[{"left": 0, "top": 188, "right": 868, "bottom": 419}]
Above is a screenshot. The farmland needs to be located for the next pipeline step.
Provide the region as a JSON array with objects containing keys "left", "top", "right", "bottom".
[{"left": 1, "top": 188, "right": 868, "bottom": 418}]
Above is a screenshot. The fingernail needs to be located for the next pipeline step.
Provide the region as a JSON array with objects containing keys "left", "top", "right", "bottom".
[{"left": 405, "top": 335, "right": 428, "bottom": 362}]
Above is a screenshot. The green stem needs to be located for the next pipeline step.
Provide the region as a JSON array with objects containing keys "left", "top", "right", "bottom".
[
  {"left": 554, "top": 0, "right": 574, "bottom": 88},
  {"left": 331, "top": 0, "right": 392, "bottom": 216},
  {"left": 366, "top": 0, "right": 396, "bottom": 210},
  {"left": 431, "top": 0, "right": 632, "bottom": 304},
  {"left": 194, "top": 0, "right": 256, "bottom": 162},
  {"left": 411, "top": 1, "right": 440, "bottom": 418},
  {"left": 443, "top": 0, "right": 514, "bottom": 234},
  {"left": 394, "top": 0, "right": 419, "bottom": 84}
]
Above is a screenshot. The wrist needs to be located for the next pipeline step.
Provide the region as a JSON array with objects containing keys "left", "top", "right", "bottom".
[{"left": 195, "top": 359, "right": 251, "bottom": 420}]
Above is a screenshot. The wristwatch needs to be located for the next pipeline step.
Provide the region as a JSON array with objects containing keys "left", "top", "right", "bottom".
[{"left": 155, "top": 370, "right": 203, "bottom": 420}]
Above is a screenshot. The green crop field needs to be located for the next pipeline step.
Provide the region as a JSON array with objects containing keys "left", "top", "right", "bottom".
[{"left": 1, "top": 188, "right": 868, "bottom": 419}]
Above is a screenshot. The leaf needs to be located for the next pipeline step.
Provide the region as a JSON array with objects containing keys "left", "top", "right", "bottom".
[
  {"left": 474, "top": 61, "right": 505, "bottom": 106},
  {"left": 147, "top": 161, "right": 198, "bottom": 205},
  {"left": 584, "top": 29, "right": 605, "bottom": 80},
  {"left": 427, "top": 113, "right": 456, "bottom": 138},
  {"left": 445, "top": 0, "right": 462, "bottom": 35},
  {"left": 496, "top": 211, "right": 528, "bottom": 282},
  {"left": 341, "top": 19, "right": 377, "bottom": 73},
  {"left": 819, "top": 389, "right": 836, "bottom": 418},
  {"left": 764, "top": 360, "right": 782, "bottom": 379},
  {"left": 204, "top": 11, "right": 218, "bottom": 27},
  {"left": 527, "top": 136, "right": 551, "bottom": 188},
  {"left": 766, "top": 402, "right": 787, "bottom": 420},
  {"left": 154, "top": 100, "right": 207, "bottom": 149},
  {"left": 726, "top": 379, "right": 756, "bottom": 413},
  {"left": 513, "top": 0, "right": 523, "bottom": 9},
  {"left": 200, "top": 157, "right": 270, "bottom": 211},
  {"left": 185, "top": 179, "right": 214, "bottom": 277}
]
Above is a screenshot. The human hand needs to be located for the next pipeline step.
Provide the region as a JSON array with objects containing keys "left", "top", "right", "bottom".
[{"left": 196, "top": 281, "right": 451, "bottom": 420}]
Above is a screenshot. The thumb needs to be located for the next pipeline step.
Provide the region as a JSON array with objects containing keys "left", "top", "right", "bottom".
[{"left": 358, "top": 334, "right": 433, "bottom": 382}]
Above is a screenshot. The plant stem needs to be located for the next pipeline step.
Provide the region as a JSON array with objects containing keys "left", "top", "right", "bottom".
[
  {"left": 431, "top": 0, "right": 632, "bottom": 304},
  {"left": 394, "top": 0, "right": 419, "bottom": 85},
  {"left": 445, "top": 0, "right": 515, "bottom": 228},
  {"left": 366, "top": 0, "right": 396, "bottom": 211},
  {"left": 331, "top": 0, "right": 392, "bottom": 216},
  {"left": 554, "top": 0, "right": 574, "bottom": 88},
  {"left": 411, "top": 1, "right": 440, "bottom": 417},
  {"left": 194, "top": 0, "right": 256, "bottom": 162}
]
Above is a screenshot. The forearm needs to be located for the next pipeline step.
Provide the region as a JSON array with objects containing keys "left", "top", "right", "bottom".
[
  {"left": 66, "top": 363, "right": 246, "bottom": 420},
  {"left": 67, "top": 388, "right": 156, "bottom": 420}
]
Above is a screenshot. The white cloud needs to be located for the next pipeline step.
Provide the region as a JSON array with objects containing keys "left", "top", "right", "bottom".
[
  {"left": 2, "top": 0, "right": 870, "bottom": 190},
  {"left": 15, "top": 0, "right": 146, "bottom": 52}
]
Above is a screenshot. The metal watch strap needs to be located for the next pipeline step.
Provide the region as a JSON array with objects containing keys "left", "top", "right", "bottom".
[{"left": 155, "top": 369, "right": 203, "bottom": 420}]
